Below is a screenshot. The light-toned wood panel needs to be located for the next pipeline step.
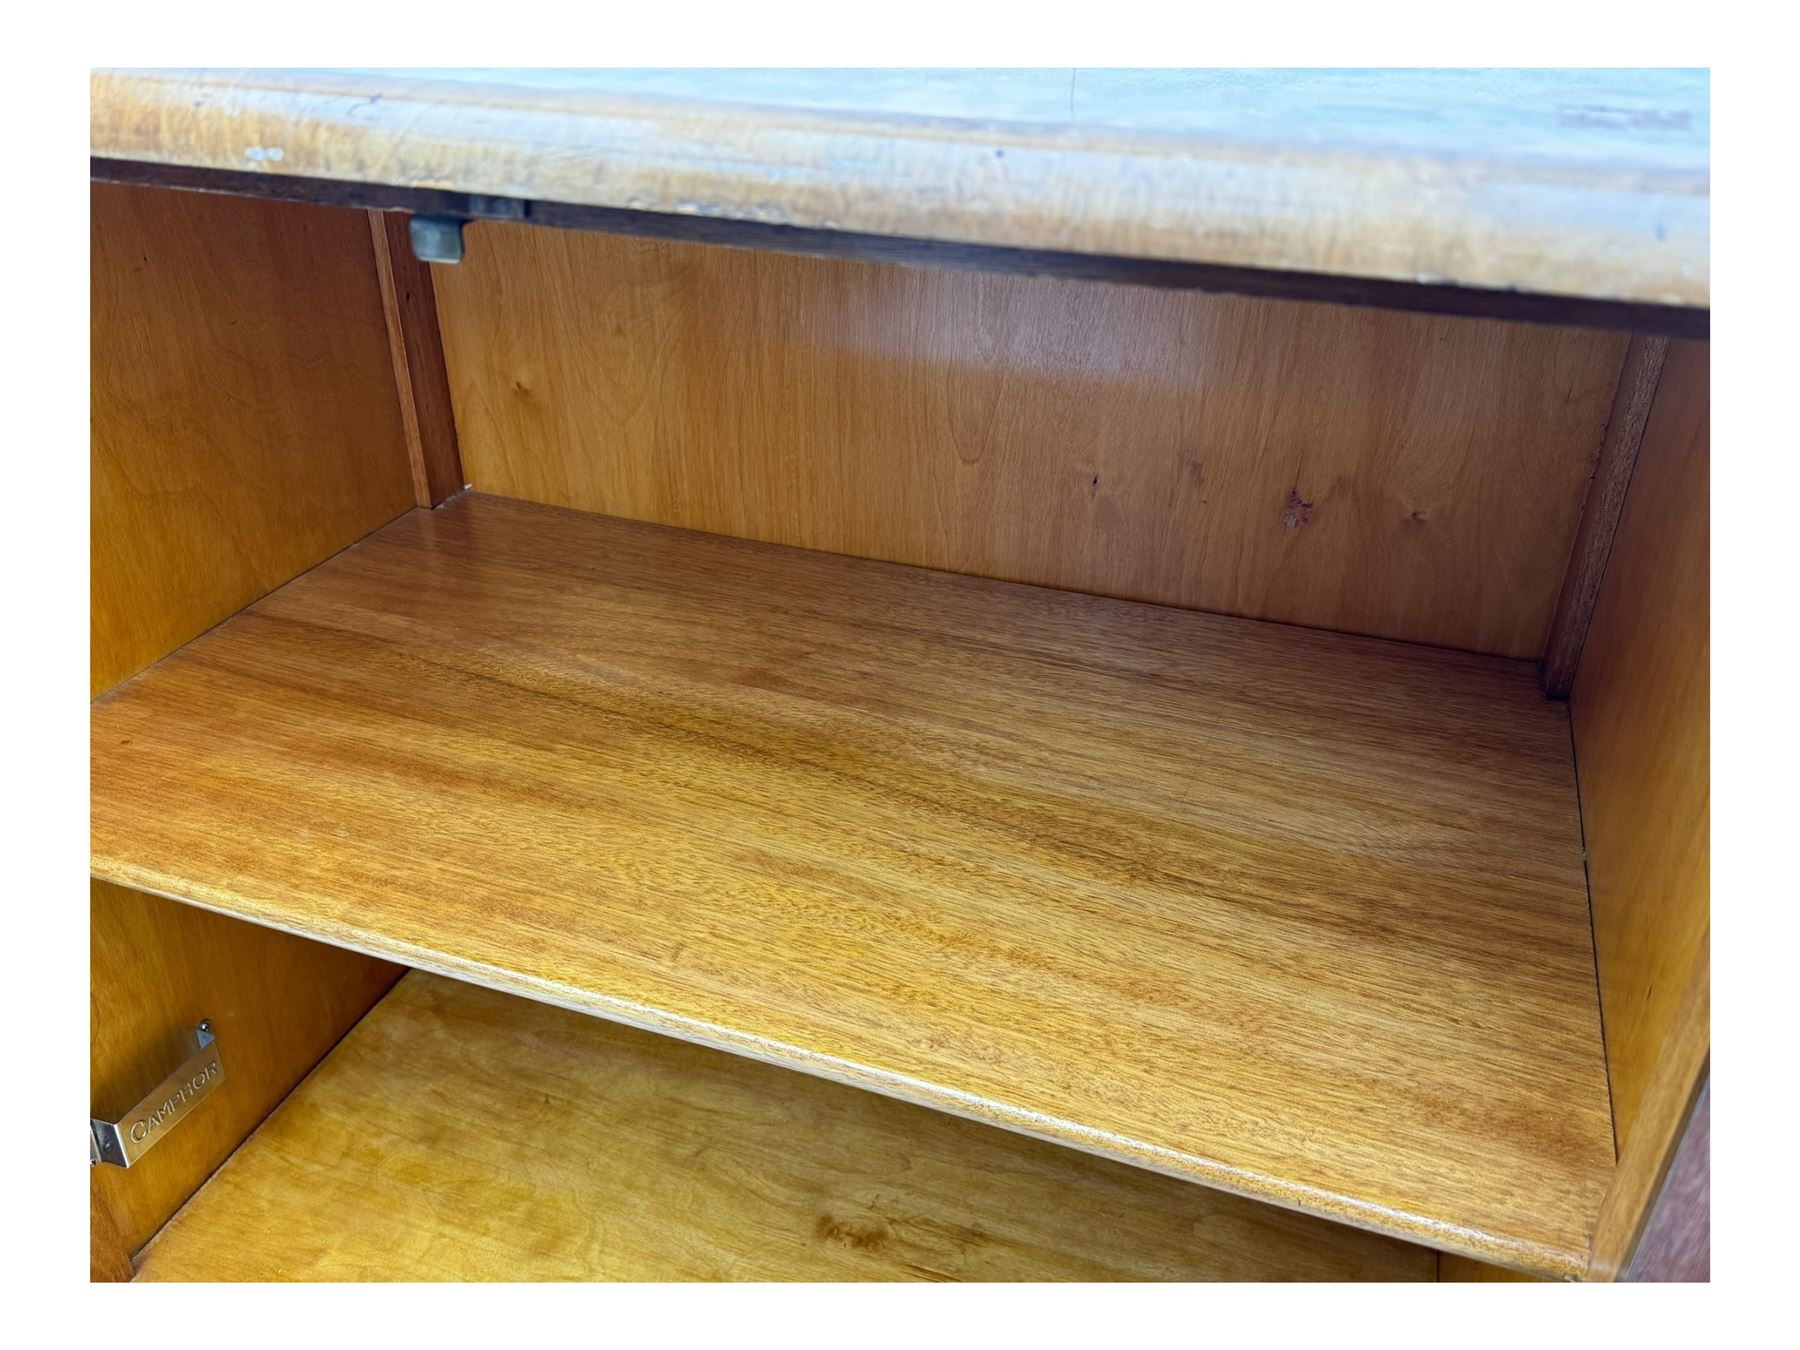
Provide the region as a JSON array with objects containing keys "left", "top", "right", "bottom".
[
  {"left": 90, "top": 1180, "right": 133, "bottom": 1282},
  {"left": 1572, "top": 338, "right": 1709, "bottom": 1154},
  {"left": 91, "top": 182, "right": 416, "bottom": 695},
  {"left": 91, "top": 68, "right": 1709, "bottom": 308},
  {"left": 92, "top": 494, "right": 1611, "bottom": 1275},
  {"left": 90, "top": 184, "right": 414, "bottom": 1258},
  {"left": 90, "top": 880, "right": 403, "bottom": 1254},
  {"left": 368, "top": 209, "right": 465, "bottom": 506},
  {"left": 1544, "top": 335, "right": 1669, "bottom": 696},
  {"left": 437, "top": 225, "right": 1624, "bottom": 658},
  {"left": 137, "top": 972, "right": 1433, "bottom": 1282},
  {"left": 1590, "top": 936, "right": 1708, "bottom": 1279}
]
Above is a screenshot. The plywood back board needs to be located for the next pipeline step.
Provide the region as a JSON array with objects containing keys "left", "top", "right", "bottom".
[
  {"left": 91, "top": 184, "right": 410, "bottom": 1268},
  {"left": 435, "top": 223, "right": 1625, "bottom": 658}
]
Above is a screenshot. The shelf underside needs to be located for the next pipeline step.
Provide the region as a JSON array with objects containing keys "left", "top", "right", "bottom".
[
  {"left": 134, "top": 972, "right": 1433, "bottom": 1281},
  {"left": 91, "top": 492, "right": 1612, "bottom": 1277}
]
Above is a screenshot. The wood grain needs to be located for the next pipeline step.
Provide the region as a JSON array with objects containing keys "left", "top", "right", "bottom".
[
  {"left": 437, "top": 224, "right": 1624, "bottom": 658},
  {"left": 91, "top": 493, "right": 1611, "bottom": 1275},
  {"left": 1571, "top": 339, "right": 1709, "bottom": 1153},
  {"left": 368, "top": 209, "right": 464, "bottom": 506},
  {"left": 89, "top": 68, "right": 1709, "bottom": 309},
  {"left": 90, "top": 1180, "right": 133, "bottom": 1282},
  {"left": 91, "top": 183, "right": 412, "bottom": 1257},
  {"left": 91, "top": 183, "right": 415, "bottom": 695},
  {"left": 1543, "top": 335, "right": 1669, "bottom": 696},
  {"left": 136, "top": 973, "right": 1434, "bottom": 1282},
  {"left": 1589, "top": 935, "right": 1709, "bottom": 1279},
  {"left": 89, "top": 880, "right": 403, "bottom": 1254}
]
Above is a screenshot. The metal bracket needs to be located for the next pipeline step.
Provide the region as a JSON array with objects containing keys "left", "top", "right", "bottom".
[
  {"left": 408, "top": 215, "right": 467, "bottom": 265},
  {"left": 90, "top": 1020, "right": 224, "bottom": 1169}
]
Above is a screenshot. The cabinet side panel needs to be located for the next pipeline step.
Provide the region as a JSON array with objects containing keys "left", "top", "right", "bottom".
[
  {"left": 1571, "top": 340, "right": 1709, "bottom": 1272},
  {"left": 91, "top": 183, "right": 411, "bottom": 1263},
  {"left": 91, "top": 183, "right": 416, "bottom": 695},
  {"left": 435, "top": 222, "right": 1624, "bottom": 658},
  {"left": 90, "top": 881, "right": 403, "bottom": 1256}
]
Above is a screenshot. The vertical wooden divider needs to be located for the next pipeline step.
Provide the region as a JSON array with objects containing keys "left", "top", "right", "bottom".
[
  {"left": 1543, "top": 335, "right": 1670, "bottom": 696},
  {"left": 369, "top": 211, "right": 466, "bottom": 506}
]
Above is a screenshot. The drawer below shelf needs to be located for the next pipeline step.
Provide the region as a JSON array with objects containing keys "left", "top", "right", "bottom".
[{"left": 133, "top": 971, "right": 1433, "bottom": 1282}]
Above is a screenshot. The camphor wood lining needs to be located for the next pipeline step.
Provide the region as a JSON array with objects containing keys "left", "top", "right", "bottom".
[
  {"left": 90, "top": 68, "right": 1708, "bottom": 310},
  {"left": 1572, "top": 340, "right": 1709, "bottom": 1156},
  {"left": 89, "top": 881, "right": 402, "bottom": 1257},
  {"left": 92, "top": 494, "right": 1611, "bottom": 1276},
  {"left": 89, "top": 1180, "right": 133, "bottom": 1283},
  {"left": 1543, "top": 335, "right": 1669, "bottom": 696},
  {"left": 91, "top": 183, "right": 415, "bottom": 695},
  {"left": 437, "top": 223, "right": 1625, "bottom": 659},
  {"left": 135, "top": 973, "right": 1434, "bottom": 1282},
  {"left": 90, "top": 183, "right": 412, "bottom": 1268},
  {"left": 368, "top": 209, "right": 464, "bottom": 506}
]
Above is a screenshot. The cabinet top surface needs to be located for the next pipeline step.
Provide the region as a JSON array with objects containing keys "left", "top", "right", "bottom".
[
  {"left": 91, "top": 67, "right": 1708, "bottom": 309},
  {"left": 92, "top": 493, "right": 1612, "bottom": 1277}
]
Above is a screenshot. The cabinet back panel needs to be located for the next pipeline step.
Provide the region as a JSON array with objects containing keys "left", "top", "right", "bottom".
[
  {"left": 1572, "top": 339, "right": 1709, "bottom": 1270},
  {"left": 91, "top": 184, "right": 410, "bottom": 1266},
  {"left": 436, "top": 222, "right": 1626, "bottom": 658}
]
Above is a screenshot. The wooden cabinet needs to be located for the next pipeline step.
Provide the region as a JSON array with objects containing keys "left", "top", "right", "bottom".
[{"left": 89, "top": 68, "right": 1709, "bottom": 1282}]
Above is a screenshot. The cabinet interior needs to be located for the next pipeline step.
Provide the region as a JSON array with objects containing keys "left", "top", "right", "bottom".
[{"left": 90, "top": 179, "right": 1709, "bottom": 1283}]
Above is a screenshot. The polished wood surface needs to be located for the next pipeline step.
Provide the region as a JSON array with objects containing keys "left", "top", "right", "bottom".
[
  {"left": 368, "top": 209, "right": 465, "bottom": 506},
  {"left": 1544, "top": 335, "right": 1670, "bottom": 696},
  {"left": 437, "top": 224, "right": 1624, "bottom": 658},
  {"left": 1589, "top": 936, "right": 1709, "bottom": 1279},
  {"left": 1572, "top": 339, "right": 1709, "bottom": 1152},
  {"left": 136, "top": 973, "right": 1434, "bottom": 1282},
  {"left": 89, "top": 880, "right": 402, "bottom": 1254},
  {"left": 91, "top": 183, "right": 413, "bottom": 1257},
  {"left": 91, "top": 183, "right": 415, "bottom": 695},
  {"left": 90, "top": 68, "right": 1709, "bottom": 308},
  {"left": 92, "top": 493, "right": 1611, "bottom": 1274}
]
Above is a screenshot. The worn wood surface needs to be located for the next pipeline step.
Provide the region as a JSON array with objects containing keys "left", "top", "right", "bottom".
[
  {"left": 437, "top": 224, "right": 1624, "bottom": 658},
  {"left": 90, "top": 68, "right": 1709, "bottom": 309},
  {"left": 91, "top": 183, "right": 415, "bottom": 695},
  {"left": 89, "top": 880, "right": 402, "bottom": 1255},
  {"left": 91, "top": 183, "right": 413, "bottom": 1257},
  {"left": 92, "top": 493, "right": 1611, "bottom": 1275},
  {"left": 368, "top": 209, "right": 465, "bottom": 506},
  {"left": 136, "top": 973, "right": 1434, "bottom": 1282},
  {"left": 1543, "top": 335, "right": 1669, "bottom": 695},
  {"left": 1572, "top": 339, "right": 1709, "bottom": 1153}
]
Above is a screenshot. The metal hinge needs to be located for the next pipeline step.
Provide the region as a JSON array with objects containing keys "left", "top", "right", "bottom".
[{"left": 90, "top": 1020, "right": 224, "bottom": 1169}]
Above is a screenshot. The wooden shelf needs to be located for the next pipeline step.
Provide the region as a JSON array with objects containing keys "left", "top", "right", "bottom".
[
  {"left": 134, "top": 972, "right": 1433, "bottom": 1281},
  {"left": 91, "top": 493, "right": 1612, "bottom": 1277},
  {"left": 91, "top": 68, "right": 1707, "bottom": 315}
]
